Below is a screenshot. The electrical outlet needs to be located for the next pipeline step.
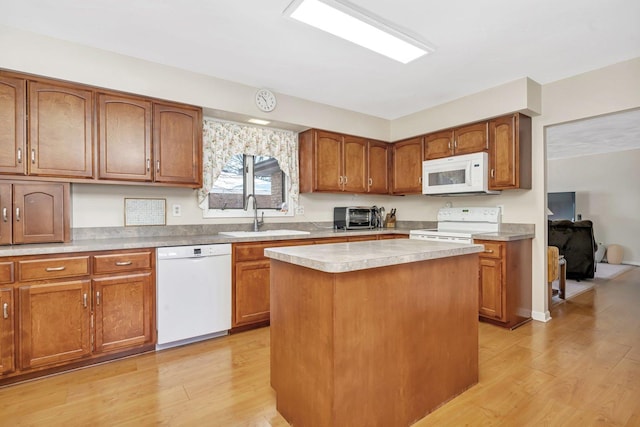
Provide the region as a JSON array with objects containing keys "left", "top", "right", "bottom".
[
  {"left": 172, "top": 204, "right": 182, "bottom": 217},
  {"left": 295, "top": 205, "right": 304, "bottom": 215}
]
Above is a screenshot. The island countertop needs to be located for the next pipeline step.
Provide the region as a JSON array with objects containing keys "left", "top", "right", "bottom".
[{"left": 264, "top": 239, "right": 484, "bottom": 273}]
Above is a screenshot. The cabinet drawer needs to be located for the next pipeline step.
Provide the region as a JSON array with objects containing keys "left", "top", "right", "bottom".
[
  {"left": 93, "top": 251, "right": 153, "bottom": 274},
  {"left": 18, "top": 256, "right": 90, "bottom": 281},
  {"left": 0, "top": 262, "right": 14, "bottom": 284},
  {"left": 476, "top": 241, "right": 503, "bottom": 259},
  {"left": 234, "top": 240, "right": 312, "bottom": 262}
]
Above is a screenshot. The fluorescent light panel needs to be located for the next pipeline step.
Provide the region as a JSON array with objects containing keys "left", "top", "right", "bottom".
[
  {"left": 248, "top": 118, "right": 271, "bottom": 125},
  {"left": 284, "top": 0, "right": 432, "bottom": 64}
]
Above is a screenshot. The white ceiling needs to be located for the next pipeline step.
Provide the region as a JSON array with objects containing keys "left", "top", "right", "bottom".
[{"left": 1, "top": 0, "right": 639, "bottom": 157}]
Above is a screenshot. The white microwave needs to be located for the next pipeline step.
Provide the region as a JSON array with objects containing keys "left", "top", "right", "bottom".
[{"left": 422, "top": 152, "right": 500, "bottom": 195}]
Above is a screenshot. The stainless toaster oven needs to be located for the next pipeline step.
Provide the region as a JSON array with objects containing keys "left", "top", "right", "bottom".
[{"left": 333, "top": 207, "right": 375, "bottom": 230}]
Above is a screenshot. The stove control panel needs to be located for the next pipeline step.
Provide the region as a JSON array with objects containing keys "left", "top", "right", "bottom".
[{"left": 437, "top": 207, "right": 501, "bottom": 224}]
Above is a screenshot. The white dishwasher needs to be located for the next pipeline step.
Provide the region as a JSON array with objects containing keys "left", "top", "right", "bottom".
[{"left": 156, "top": 244, "right": 231, "bottom": 350}]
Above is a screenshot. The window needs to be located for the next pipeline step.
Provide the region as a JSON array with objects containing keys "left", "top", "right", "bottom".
[{"left": 206, "top": 154, "right": 289, "bottom": 216}]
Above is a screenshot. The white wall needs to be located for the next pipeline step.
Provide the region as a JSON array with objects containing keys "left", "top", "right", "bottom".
[{"left": 548, "top": 148, "right": 640, "bottom": 265}]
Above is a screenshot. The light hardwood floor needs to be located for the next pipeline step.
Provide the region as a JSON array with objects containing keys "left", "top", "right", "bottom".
[{"left": 1, "top": 267, "right": 638, "bottom": 426}]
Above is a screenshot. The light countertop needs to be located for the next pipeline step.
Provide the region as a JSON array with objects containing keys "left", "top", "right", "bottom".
[{"left": 265, "top": 239, "right": 484, "bottom": 273}]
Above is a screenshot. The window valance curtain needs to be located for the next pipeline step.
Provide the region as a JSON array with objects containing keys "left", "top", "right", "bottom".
[{"left": 197, "top": 118, "right": 299, "bottom": 210}]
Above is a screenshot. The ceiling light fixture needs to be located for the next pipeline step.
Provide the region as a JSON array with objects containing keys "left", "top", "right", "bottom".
[
  {"left": 283, "top": 0, "right": 434, "bottom": 64},
  {"left": 248, "top": 118, "right": 271, "bottom": 125}
]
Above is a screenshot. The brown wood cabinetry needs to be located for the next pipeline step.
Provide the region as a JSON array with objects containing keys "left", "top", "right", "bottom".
[
  {"left": 475, "top": 239, "right": 532, "bottom": 329},
  {"left": 424, "top": 123, "right": 488, "bottom": 160},
  {"left": 367, "top": 140, "right": 389, "bottom": 193},
  {"left": 153, "top": 102, "right": 203, "bottom": 187},
  {"left": 0, "top": 287, "right": 14, "bottom": 375},
  {"left": 0, "top": 69, "right": 203, "bottom": 188},
  {"left": 0, "top": 75, "right": 26, "bottom": 175},
  {"left": 0, "top": 181, "right": 70, "bottom": 245},
  {"left": 489, "top": 113, "right": 532, "bottom": 190},
  {"left": 1, "top": 248, "right": 155, "bottom": 384},
  {"left": 391, "top": 136, "right": 423, "bottom": 194},
  {"left": 97, "top": 93, "right": 152, "bottom": 182},
  {"left": 28, "top": 80, "right": 94, "bottom": 179}
]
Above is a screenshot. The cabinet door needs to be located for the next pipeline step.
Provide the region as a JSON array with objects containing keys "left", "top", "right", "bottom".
[
  {"left": 153, "top": 103, "right": 202, "bottom": 187},
  {"left": 98, "top": 93, "right": 152, "bottom": 182},
  {"left": 0, "top": 287, "right": 15, "bottom": 375},
  {"left": 234, "top": 259, "right": 270, "bottom": 327},
  {"left": 478, "top": 258, "right": 504, "bottom": 321},
  {"left": 93, "top": 272, "right": 154, "bottom": 354},
  {"left": 0, "top": 75, "right": 27, "bottom": 175},
  {"left": 454, "top": 122, "right": 488, "bottom": 155},
  {"left": 12, "top": 183, "right": 66, "bottom": 244},
  {"left": 367, "top": 140, "right": 389, "bottom": 194},
  {"left": 489, "top": 114, "right": 531, "bottom": 190},
  {"left": 342, "top": 135, "right": 367, "bottom": 193},
  {"left": 391, "top": 137, "right": 423, "bottom": 194},
  {"left": 28, "top": 81, "right": 93, "bottom": 178},
  {"left": 0, "top": 183, "right": 12, "bottom": 245},
  {"left": 18, "top": 280, "right": 92, "bottom": 370},
  {"left": 314, "top": 130, "right": 343, "bottom": 192},
  {"left": 424, "top": 130, "right": 454, "bottom": 160}
]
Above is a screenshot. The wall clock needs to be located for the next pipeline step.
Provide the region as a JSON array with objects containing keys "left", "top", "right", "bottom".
[{"left": 255, "top": 88, "right": 277, "bottom": 112}]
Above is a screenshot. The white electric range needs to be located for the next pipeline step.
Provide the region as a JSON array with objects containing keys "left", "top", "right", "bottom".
[{"left": 410, "top": 207, "right": 501, "bottom": 244}]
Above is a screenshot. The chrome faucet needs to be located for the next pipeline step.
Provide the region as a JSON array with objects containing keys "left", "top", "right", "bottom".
[{"left": 244, "top": 194, "right": 264, "bottom": 232}]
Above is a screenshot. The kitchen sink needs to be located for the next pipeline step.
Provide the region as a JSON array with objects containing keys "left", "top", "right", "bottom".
[{"left": 218, "top": 229, "right": 311, "bottom": 238}]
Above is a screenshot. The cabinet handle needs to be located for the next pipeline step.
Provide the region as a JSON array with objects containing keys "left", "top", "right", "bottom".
[
  {"left": 45, "top": 266, "right": 66, "bottom": 272},
  {"left": 15, "top": 207, "right": 20, "bottom": 221},
  {"left": 2, "top": 302, "right": 8, "bottom": 319},
  {"left": 343, "top": 176, "right": 348, "bottom": 184},
  {"left": 156, "top": 160, "right": 160, "bottom": 172},
  {"left": 146, "top": 159, "right": 151, "bottom": 172},
  {"left": 454, "top": 140, "right": 458, "bottom": 149},
  {"left": 338, "top": 176, "right": 343, "bottom": 185},
  {"left": 368, "top": 178, "right": 373, "bottom": 187},
  {"left": 448, "top": 141, "right": 451, "bottom": 150},
  {"left": 31, "top": 148, "right": 36, "bottom": 164},
  {"left": 484, "top": 249, "right": 494, "bottom": 253},
  {"left": 418, "top": 176, "right": 422, "bottom": 184},
  {"left": 83, "top": 293, "right": 88, "bottom": 308},
  {"left": 96, "top": 291, "right": 101, "bottom": 306},
  {"left": 17, "top": 148, "right": 22, "bottom": 163},
  {"left": 2, "top": 207, "right": 6, "bottom": 222},
  {"left": 491, "top": 169, "right": 495, "bottom": 178},
  {"left": 115, "top": 261, "right": 132, "bottom": 266}
]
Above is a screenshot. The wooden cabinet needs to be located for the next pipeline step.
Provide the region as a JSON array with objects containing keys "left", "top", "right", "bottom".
[
  {"left": 28, "top": 80, "right": 94, "bottom": 179},
  {"left": 0, "top": 287, "right": 14, "bottom": 375},
  {"left": 0, "top": 75, "right": 26, "bottom": 175},
  {"left": 153, "top": 102, "right": 203, "bottom": 187},
  {"left": 1, "top": 249, "right": 155, "bottom": 382},
  {"left": 18, "top": 280, "right": 92, "bottom": 370},
  {"left": 424, "top": 123, "right": 488, "bottom": 160},
  {"left": 489, "top": 113, "right": 532, "bottom": 190},
  {"left": 367, "top": 140, "right": 389, "bottom": 193},
  {"left": 97, "top": 93, "right": 152, "bottom": 182},
  {"left": 91, "top": 250, "right": 155, "bottom": 354},
  {"left": 391, "top": 136, "right": 423, "bottom": 194},
  {"left": 0, "top": 181, "right": 70, "bottom": 245},
  {"left": 299, "top": 130, "right": 368, "bottom": 193},
  {"left": 475, "top": 239, "right": 532, "bottom": 329}
]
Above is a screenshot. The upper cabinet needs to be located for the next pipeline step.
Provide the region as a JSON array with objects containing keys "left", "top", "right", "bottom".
[
  {"left": 424, "top": 122, "right": 488, "bottom": 160},
  {"left": 299, "top": 129, "right": 383, "bottom": 194},
  {"left": 0, "top": 70, "right": 203, "bottom": 188},
  {"left": 489, "top": 113, "right": 532, "bottom": 190},
  {"left": 390, "top": 136, "right": 423, "bottom": 195},
  {"left": 97, "top": 93, "right": 152, "bottom": 182},
  {"left": 0, "top": 75, "right": 26, "bottom": 175},
  {"left": 152, "top": 102, "right": 202, "bottom": 187},
  {"left": 28, "top": 80, "right": 94, "bottom": 179}
]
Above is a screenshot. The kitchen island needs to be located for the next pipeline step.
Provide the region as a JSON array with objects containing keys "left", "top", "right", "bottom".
[{"left": 265, "top": 239, "right": 484, "bottom": 427}]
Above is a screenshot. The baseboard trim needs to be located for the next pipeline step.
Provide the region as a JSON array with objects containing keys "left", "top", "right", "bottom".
[{"left": 532, "top": 310, "right": 551, "bottom": 322}]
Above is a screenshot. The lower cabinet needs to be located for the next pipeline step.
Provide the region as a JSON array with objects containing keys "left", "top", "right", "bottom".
[
  {"left": 475, "top": 239, "right": 532, "bottom": 329},
  {"left": 1, "top": 248, "right": 155, "bottom": 384}
]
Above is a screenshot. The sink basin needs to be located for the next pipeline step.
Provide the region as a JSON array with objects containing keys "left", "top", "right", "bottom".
[{"left": 219, "top": 229, "right": 311, "bottom": 238}]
